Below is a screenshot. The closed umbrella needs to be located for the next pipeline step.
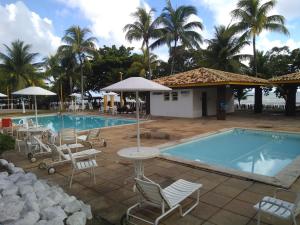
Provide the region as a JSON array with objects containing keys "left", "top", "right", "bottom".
[
  {"left": 0, "top": 93, "right": 7, "bottom": 97},
  {"left": 12, "top": 86, "right": 56, "bottom": 126},
  {"left": 102, "top": 77, "right": 171, "bottom": 150}
]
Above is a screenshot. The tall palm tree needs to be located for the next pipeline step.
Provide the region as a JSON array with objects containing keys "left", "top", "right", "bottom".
[
  {"left": 152, "top": 0, "right": 203, "bottom": 74},
  {"left": 124, "top": 7, "right": 160, "bottom": 79},
  {"left": 59, "top": 26, "right": 97, "bottom": 106},
  {"left": 231, "top": 0, "right": 289, "bottom": 76},
  {"left": 202, "top": 25, "right": 250, "bottom": 73}
]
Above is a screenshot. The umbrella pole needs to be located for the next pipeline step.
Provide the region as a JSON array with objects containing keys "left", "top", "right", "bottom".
[
  {"left": 136, "top": 91, "right": 140, "bottom": 151},
  {"left": 34, "top": 95, "right": 38, "bottom": 127}
]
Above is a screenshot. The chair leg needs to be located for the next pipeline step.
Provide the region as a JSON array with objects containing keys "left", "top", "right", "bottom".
[
  {"left": 293, "top": 215, "right": 297, "bottom": 225},
  {"left": 69, "top": 169, "right": 74, "bottom": 188},
  {"left": 257, "top": 211, "right": 261, "bottom": 225},
  {"left": 93, "top": 167, "right": 96, "bottom": 184}
]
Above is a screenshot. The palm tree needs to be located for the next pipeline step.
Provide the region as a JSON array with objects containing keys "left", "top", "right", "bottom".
[
  {"left": 124, "top": 7, "right": 160, "bottom": 79},
  {"left": 202, "top": 25, "right": 250, "bottom": 73},
  {"left": 0, "top": 40, "right": 43, "bottom": 107},
  {"left": 59, "top": 26, "right": 97, "bottom": 106},
  {"left": 231, "top": 0, "right": 289, "bottom": 76},
  {"left": 152, "top": 0, "right": 203, "bottom": 74}
]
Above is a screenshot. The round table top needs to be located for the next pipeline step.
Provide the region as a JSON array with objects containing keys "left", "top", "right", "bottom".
[{"left": 118, "top": 147, "right": 160, "bottom": 160}]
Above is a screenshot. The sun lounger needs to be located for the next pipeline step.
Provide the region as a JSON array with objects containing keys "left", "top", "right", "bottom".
[
  {"left": 126, "top": 177, "right": 202, "bottom": 225},
  {"left": 39, "top": 143, "right": 101, "bottom": 174},
  {"left": 254, "top": 188, "right": 300, "bottom": 225}
]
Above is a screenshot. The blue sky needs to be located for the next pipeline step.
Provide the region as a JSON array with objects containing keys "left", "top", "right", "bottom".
[{"left": 0, "top": 0, "right": 300, "bottom": 61}]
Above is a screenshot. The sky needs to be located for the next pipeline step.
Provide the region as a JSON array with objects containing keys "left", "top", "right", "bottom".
[{"left": 0, "top": 0, "right": 300, "bottom": 61}]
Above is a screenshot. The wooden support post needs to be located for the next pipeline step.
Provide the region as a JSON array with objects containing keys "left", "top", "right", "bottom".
[
  {"left": 217, "top": 86, "right": 226, "bottom": 120},
  {"left": 145, "top": 92, "right": 150, "bottom": 115},
  {"left": 254, "top": 87, "right": 262, "bottom": 113},
  {"left": 285, "top": 85, "right": 297, "bottom": 116}
]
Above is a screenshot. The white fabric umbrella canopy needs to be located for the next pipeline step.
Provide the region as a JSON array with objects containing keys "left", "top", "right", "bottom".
[
  {"left": 102, "top": 77, "right": 171, "bottom": 150},
  {"left": 0, "top": 93, "right": 7, "bottom": 97},
  {"left": 12, "top": 86, "right": 56, "bottom": 125}
]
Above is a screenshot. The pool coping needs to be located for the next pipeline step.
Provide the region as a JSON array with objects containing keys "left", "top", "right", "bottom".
[{"left": 157, "top": 127, "right": 300, "bottom": 188}]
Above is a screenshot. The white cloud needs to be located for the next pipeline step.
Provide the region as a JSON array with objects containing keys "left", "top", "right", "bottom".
[
  {"left": 0, "top": 1, "right": 60, "bottom": 58},
  {"left": 58, "top": 0, "right": 148, "bottom": 49},
  {"left": 276, "top": 0, "right": 300, "bottom": 20}
]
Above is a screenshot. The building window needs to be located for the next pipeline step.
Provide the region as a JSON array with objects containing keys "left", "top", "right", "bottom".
[
  {"left": 164, "top": 92, "right": 170, "bottom": 101},
  {"left": 172, "top": 92, "right": 178, "bottom": 101}
]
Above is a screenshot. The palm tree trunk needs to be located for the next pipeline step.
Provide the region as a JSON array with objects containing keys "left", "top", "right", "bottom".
[
  {"left": 146, "top": 42, "right": 152, "bottom": 80},
  {"left": 252, "top": 35, "right": 257, "bottom": 76},
  {"left": 79, "top": 56, "right": 84, "bottom": 108},
  {"left": 170, "top": 39, "right": 178, "bottom": 75}
]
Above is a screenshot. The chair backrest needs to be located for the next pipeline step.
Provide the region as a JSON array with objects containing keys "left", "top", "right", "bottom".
[
  {"left": 87, "top": 129, "right": 101, "bottom": 140},
  {"left": 59, "top": 128, "right": 77, "bottom": 145},
  {"left": 32, "top": 136, "right": 51, "bottom": 152},
  {"left": 49, "top": 144, "right": 68, "bottom": 160},
  {"left": 135, "top": 178, "right": 171, "bottom": 208},
  {"left": 28, "top": 119, "right": 35, "bottom": 127}
]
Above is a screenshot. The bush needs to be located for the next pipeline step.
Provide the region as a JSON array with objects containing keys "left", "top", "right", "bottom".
[{"left": 0, "top": 133, "right": 15, "bottom": 154}]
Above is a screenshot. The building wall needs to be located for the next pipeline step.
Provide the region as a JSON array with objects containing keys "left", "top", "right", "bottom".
[{"left": 150, "top": 87, "right": 234, "bottom": 118}]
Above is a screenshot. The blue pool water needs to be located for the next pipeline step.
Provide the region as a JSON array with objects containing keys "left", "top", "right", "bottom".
[
  {"left": 13, "top": 115, "right": 136, "bottom": 132},
  {"left": 162, "top": 129, "right": 300, "bottom": 177}
]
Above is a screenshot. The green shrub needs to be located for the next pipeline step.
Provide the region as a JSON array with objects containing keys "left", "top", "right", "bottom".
[{"left": 0, "top": 133, "right": 15, "bottom": 154}]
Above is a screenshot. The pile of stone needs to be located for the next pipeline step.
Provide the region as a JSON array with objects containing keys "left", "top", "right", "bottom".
[{"left": 0, "top": 159, "right": 92, "bottom": 225}]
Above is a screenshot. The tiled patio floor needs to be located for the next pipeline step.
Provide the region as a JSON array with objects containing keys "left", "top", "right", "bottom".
[{"left": 3, "top": 112, "right": 300, "bottom": 225}]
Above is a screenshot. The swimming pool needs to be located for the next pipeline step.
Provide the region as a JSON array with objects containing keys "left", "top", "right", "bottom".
[
  {"left": 161, "top": 129, "right": 300, "bottom": 177},
  {"left": 13, "top": 114, "right": 136, "bottom": 132}
]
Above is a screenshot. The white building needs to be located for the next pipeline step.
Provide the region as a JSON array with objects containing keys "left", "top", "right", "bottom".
[{"left": 151, "top": 67, "right": 268, "bottom": 119}]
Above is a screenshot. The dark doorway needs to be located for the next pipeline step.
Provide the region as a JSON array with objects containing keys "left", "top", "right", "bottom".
[{"left": 202, "top": 92, "right": 207, "bottom": 116}]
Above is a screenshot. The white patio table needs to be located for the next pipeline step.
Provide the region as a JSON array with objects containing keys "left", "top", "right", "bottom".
[{"left": 118, "top": 147, "right": 160, "bottom": 180}]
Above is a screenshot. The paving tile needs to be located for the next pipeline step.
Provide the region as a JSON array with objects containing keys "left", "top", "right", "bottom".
[
  {"left": 208, "top": 209, "right": 250, "bottom": 225},
  {"left": 196, "top": 177, "right": 221, "bottom": 191},
  {"left": 223, "top": 177, "right": 253, "bottom": 190},
  {"left": 224, "top": 199, "right": 257, "bottom": 218},
  {"left": 165, "top": 213, "right": 203, "bottom": 225},
  {"left": 191, "top": 201, "right": 221, "bottom": 220},
  {"left": 213, "top": 184, "right": 244, "bottom": 198},
  {"left": 98, "top": 203, "right": 127, "bottom": 225},
  {"left": 237, "top": 191, "right": 264, "bottom": 204},
  {"left": 92, "top": 181, "right": 120, "bottom": 194},
  {"left": 200, "top": 192, "right": 232, "bottom": 208},
  {"left": 247, "top": 183, "right": 276, "bottom": 195},
  {"left": 105, "top": 187, "right": 136, "bottom": 202}
]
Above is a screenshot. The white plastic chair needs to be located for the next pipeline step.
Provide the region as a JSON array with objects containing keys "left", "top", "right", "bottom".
[
  {"left": 66, "top": 147, "right": 98, "bottom": 188},
  {"left": 126, "top": 177, "right": 202, "bottom": 225},
  {"left": 254, "top": 188, "right": 300, "bottom": 225},
  {"left": 77, "top": 128, "right": 107, "bottom": 148},
  {"left": 59, "top": 128, "right": 78, "bottom": 145}
]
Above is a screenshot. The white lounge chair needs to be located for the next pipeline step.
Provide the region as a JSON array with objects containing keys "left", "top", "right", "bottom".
[
  {"left": 77, "top": 128, "right": 107, "bottom": 148},
  {"left": 67, "top": 147, "right": 98, "bottom": 188},
  {"left": 254, "top": 188, "right": 300, "bottom": 225},
  {"left": 26, "top": 135, "right": 52, "bottom": 163},
  {"left": 39, "top": 144, "right": 101, "bottom": 174},
  {"left": 126, "top": 177, "right": 202, "bottom": 225}
]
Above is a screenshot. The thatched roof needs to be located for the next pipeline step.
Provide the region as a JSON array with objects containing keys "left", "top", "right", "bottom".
[
  {"left": 269, "top": 72, "right": 300, "bottom": 84},
  {"left": 154, "top": 67, "right": 268, "bottom": 88}
]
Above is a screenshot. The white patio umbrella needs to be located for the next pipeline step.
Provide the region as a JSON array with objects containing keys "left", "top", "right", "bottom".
[
  {"left": 102, "top": 77, "right": 171, "bottom": 150},
  {"left": 12, "top": 86, "right": 56, "bottom": 125},
  {"left": 0, "top": 93, "right": 7, "bottom": 97}
]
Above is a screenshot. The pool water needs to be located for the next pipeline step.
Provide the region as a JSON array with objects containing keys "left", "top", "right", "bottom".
[
  {"left": 162, "top": 129, "right": 300, "bottom": 177},
  {"left": 13, "top": 115, "right": 136, "bottom": 132}
]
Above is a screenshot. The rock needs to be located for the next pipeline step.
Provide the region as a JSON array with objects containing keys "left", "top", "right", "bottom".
[
  {"left": 47, "top": 189, "right": 63, "bottom": 205},
  {"left": 8, "top": 173, "right": 24, "bottom": 183},
  {"left": 45, "top": 218, "right": 64, "bottom": 225},
  {"left": 7, "top": 162, "right": 15, "bottom": 171},
  {"left": 0, "top": 195, "right": 25, "bottom": 222},
  {"left": 33, "top": 180, "right": 46, "bottom": 192},
  {"left": 2, "top": 185, "right": 18, "bottom": 196},
  {"left": 0, "top": 179, "right": 13, "bottom": 191},
  {"left": 0, "top": 171, "right": 8, "bottom": 178},
  {"left": 35, "top": 220, "right": 47, "bottom": 225},
  {"left": 39, "top": 196, "right": 56, "bottom": 209},
  {"left": 66, "top": 211, "right": 86, "bottom": 225},
  {"left": 19, "top": 185, "right": 34, "bottom": 196},
  {"left": 24, "top": 198, "right": 40, "bottom": 213},
  {"left": 59, "top": 195, "right": 76, "bottom": 208},
  {"left": 14, "top": 211, "right": 40, "bottom": 225},
  {"left": 36, "top": 189, "right": 51, "bottom": 200},
  {"left": 41, "top": 206, "right": 67, "bottom": 221},
  {"left": 64, "top": 199, "right": 82, "bottom": 214},
  {"left": 0, "top": 159, "right": 8, "bottom": 166},
  {"left": 79, "top": 201, "right": 92, "bottom": 220},
  {"left": 10, "top": 167, "right": 25, "bottom": 174}
]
